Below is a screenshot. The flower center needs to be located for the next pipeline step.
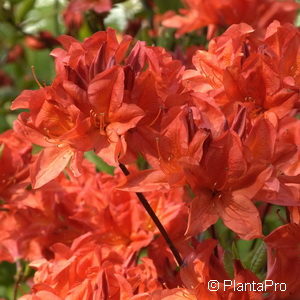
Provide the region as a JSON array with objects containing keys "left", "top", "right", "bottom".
[{"left": 90, "top": 110, "right": 107, "bottom": 135}]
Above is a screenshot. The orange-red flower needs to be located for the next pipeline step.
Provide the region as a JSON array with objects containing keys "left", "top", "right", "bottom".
[
  {"left": 19, "top": 233, "right": 162, "bottom": 300},
  {"left": 11, "top": 84, "right": 87, "bottom": 188},
  {"left": 12, "top": 28, "right": 192, "bottom": 187},
  {"left": 184, "top": 128, "right": 270, "bottom": 240},
  {"left": 5, "top": 18, "right": 300, "bottom": 300},
  {"left": 184, "top": 22, "right": 300, "bottom": 122},
  {"left": 0, "top": 130, "right": 31, "bottom": 200},
  {"left": 163, "top": 0, "right": 298, "bottom": 39},
  {"left": 265, "top": 223, "right": 300, "bottom": 300}
]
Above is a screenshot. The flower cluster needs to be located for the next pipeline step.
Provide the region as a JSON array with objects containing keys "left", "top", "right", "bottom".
[
  {"left": 163, "top": 0, "right": 299, "bottom": 38},
  {"left": 1, "top": 1, "right": 300, "bottom": 299}
]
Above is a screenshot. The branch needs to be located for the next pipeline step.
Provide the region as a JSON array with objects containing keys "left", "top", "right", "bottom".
[{"left": 119, "top": 163, "right": 183, "bottom": 267}]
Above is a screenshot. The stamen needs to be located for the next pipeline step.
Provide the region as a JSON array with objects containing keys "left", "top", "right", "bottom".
[
  {"left": 155, "top": 137, "right": 162, "bottom": 161},
  {"left": 99, "top": 112, "right": 106, "bottom": 135},
  {"left": 149, "top": 106, "right": 162, "bottom": 127},
  {"left": 90, "top": 110, "right": 100, "bottom": 128},
  {"left": 242, "top": 41, "right": 250, "bottom": 59},
  {"left": 90, "top": 110, "right": 95, "bottom": 127},
  {"left": 31, "top": 66, "right": 43, "bottom": 88},
  {"left": 187, "top": 108, "right": 195, "bottom": 142},
  {"left": 44, "top": 136, "right": 59, "bottom": 144}
]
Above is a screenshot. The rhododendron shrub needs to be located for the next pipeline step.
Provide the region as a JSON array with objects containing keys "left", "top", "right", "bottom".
[{"left": 0, "top": 0, "right": 300, "bottom": 299}]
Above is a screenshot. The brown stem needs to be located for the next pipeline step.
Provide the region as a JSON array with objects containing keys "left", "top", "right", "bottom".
[
  {"left": 209, "top": 225, "right": 218, "bottom": 258},
  {"left": 13, "top": 260, "right": 23, "bottom": 300},
  {"left": 119, "top": 163, "right": 183, "bottom": 267},
  {"left": 286, "top": 207, "right": 291, "bottom": 223}
]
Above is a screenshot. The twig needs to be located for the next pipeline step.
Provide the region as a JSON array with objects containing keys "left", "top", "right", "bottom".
[
  {"left": 119, "top": 163, "right": 183, "bottom": 266},
  {"left": 209, "top": 225, "right": 219, "bottom": 258},
  {"left": 286, "top": 207, "right": 291, "bottom": 223},
  {"left": 13, "top": 260, "right": 24, "bottom": 300}
]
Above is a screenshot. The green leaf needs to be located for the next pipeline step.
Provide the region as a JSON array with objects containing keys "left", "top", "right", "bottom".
[
  {"left": 137, "top": 247, "right": 148, "bottom": 264},
  {"left": 24, "top": 48, "right": 55, "bottom": 84},
  {"left": 136, "top": 26, "right": 153, "bottom": 45},
  {"left": 250, "top": 241, "right": 267, "bottom": 277},
  {"left": 5, "top": 113, "right": 17, "bottom": 127},
  {"left": 0, "top": 86, "right": 19, "bottom": 100},
  {"left": 15, "top": 0, "right": 36, "bottom": 23},
  {"left": 264, "top": 205, "right": 286, "bottom": 235},
  {"left": 0, "top": 114, "right": 10, "bottom": 133},
  {"left": 235, "top": 239, "right": 254, "bottom": 267},
  {"left": 84, "top": 151, "right": 115, "bottom": 175},
  {"left": 78, "top": 20, "right": 93, "bottom": 41},
  {"left": 185, "top": 185, "right": 195, "bottom": 199},
  {"left": 153, "top": 0, "right": 182, "bottom": 13},
  {"left": 0, "top": 260, "right": 34, "bottom": 299},
  {"left": 136, "top": 153, "right": 149, "bottom": 170},
  {"left": 232, "top": 241, "right": 240, "bottom": 260},
  {"left": 0, "top": 22, "right": 18, "bottom": 43},
  {"left": 23, "top": 0, "right": 65, "bottom": 35},
  {"left": 8, "top": 0, "right": 25, "bottom": 4},
  {"left": 156, "top": 28, "right": 176, "bottom": 50},
  {"left": 32, "top": 144, "right": 43, "bottom": 154},
  {"left": 223, "top": 250, "right": 234, "bottom": 278},
  {"left": 0, "top": 262, "right": 16, "bottom": 286},
  {"left": 214, "top": 219, "right": 234, "bottom": 250}
]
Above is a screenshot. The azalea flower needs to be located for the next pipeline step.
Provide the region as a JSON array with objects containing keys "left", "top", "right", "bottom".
[
  {"left": 184, "top": 22, "right": 300, "bottom": 121},
  {"left": 265, "top": 223, "right": 300, "bottom": 299},
  {"left": 163, "top": 0, "right": 298, "bottom": 39}
]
